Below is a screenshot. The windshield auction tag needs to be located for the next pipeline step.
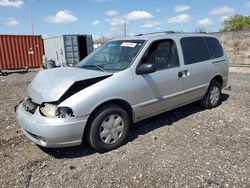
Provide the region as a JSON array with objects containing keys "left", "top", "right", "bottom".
[{"left": 121, "top": 42, "right": 137, "bottom": 48}]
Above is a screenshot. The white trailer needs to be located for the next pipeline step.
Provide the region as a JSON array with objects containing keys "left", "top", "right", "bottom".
[{"left": 43, "top": 34, "right": 93, "bottom": 67}]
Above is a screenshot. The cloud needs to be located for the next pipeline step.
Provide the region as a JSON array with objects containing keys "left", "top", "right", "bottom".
[
  {"left": 245, "top": 1, "right": 250, "bottom": 8},
  {"left": 92, "top": 20, "right": 100, "bottom": 25},
  {"left": 220, "top": 15, "right": 230, "bottom": 22},
  {"left": 141, "top": 20, "right": 162, "bottom": 28},
  {"left": 174, "top": 5, "right": 191, "bottom": 12},
  {"left": 209, "top": 6, "right": 235, "bottom": 15},
  {"left": 0, "top": 0, "right": 24, "bottom": 8},
  {"left": 45, "top": 10, "right": 78, "bottom": 24},
  {"left": 106, "top": 17, "right": 124, "bottom": 26},
  {"left": 5, "top": 17, "right": 20, "bottom": 26},
  {"left": 166, "top": 14, "right": 191, "bottom": 24},
  {"left": 141, "top": 23, "right": 156, "bottom": 28},
  {"left": 126, "top": 11, "right": 153, "bottom": 21},
  {"left": 106, "top": 10, "right": 119, "bottom": 16},
  {"left": 197, "top": 18, "right": 213, "bottom": 26}
]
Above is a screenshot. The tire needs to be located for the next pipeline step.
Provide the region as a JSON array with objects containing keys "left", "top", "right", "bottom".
[
  {"left": 86, "top": 104, "right": 130, "bottom": 153},
  {"left": 200, "top": 80, "right": 222, "bottom": 109}
]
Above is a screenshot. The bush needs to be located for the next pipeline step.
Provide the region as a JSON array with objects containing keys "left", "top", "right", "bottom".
[{"left": 220, "top": 15, "right": 250, "bottom": 32}]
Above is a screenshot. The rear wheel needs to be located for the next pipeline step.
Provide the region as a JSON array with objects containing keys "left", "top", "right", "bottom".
[
  {"left": 200, "top": 80, "right": 222, "bottom": 109},
  {"left": 87, "top": 104, "right": 130, "bottom": 153}
]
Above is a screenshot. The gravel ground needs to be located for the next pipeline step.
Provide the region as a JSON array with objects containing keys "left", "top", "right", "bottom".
[{"left": 0, "top": 68, "right": 249, "bottom": 188}]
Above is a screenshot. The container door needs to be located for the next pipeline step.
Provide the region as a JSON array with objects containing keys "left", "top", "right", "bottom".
[
  {"left": 86, "top": 35, "right": 93, "bottom": 54},
  {"left": 64, "top": 35, "right": 80, "bottom": 66},
  {"left": 78, "top": 36, "right": 88, "bottom": 61}
]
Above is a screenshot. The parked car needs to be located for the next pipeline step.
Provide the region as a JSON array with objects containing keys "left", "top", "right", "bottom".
[{"left": 15, "top": 32, "right": 229, "bottom": 152}]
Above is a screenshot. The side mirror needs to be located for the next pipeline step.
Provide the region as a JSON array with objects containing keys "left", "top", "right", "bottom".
[{"left": 136, "top": 63, "right": 155, "bottom": 75}]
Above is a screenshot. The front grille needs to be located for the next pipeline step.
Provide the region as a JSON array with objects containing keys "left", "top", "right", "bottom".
[{"left": 22, "top": 98, "right": 38, "bottom": 114}]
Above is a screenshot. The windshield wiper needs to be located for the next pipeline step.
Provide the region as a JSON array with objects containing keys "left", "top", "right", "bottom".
[{"left": 81, "top": 65, "right": 105, "bottom": 72}]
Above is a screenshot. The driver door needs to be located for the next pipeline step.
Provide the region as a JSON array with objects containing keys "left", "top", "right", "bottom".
[{"left": 133, "top": 39, "right": 184, "bottom": 120}]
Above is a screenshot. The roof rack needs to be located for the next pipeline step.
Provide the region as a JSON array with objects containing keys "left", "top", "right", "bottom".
[
  {"left": 135, "top": 31, "right": 176, "bottom": 36},
  {"left": 135, "top": 31, "right": 208, "bottom": 36}
]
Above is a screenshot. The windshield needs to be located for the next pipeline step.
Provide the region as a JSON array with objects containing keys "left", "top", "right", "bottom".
[{"left": 77, "top": 40, "right": 145, "bottom": 71}]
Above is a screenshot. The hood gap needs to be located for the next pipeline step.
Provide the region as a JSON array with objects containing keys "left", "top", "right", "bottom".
[{"left": 59, "top": 76, "right": 111, "bottom": 102}]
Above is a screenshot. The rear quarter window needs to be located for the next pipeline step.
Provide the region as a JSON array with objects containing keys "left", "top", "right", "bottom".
[
  {"left": 181, "top": 37, "right": 210, "bottom": 65},
  {"left": 204, "top": 37, "right": 224, "bottom": 59}
]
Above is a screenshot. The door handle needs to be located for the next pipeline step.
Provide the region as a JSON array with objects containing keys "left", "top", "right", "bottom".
[
  {"left": 178, "top": 71, "right": 183, "bottom": 78},
  {"left": 184, "top": 70, "right": 190, "bottom": 77},
  {"left": 178, "top": 70, "right": 190, "bottom": 78}
]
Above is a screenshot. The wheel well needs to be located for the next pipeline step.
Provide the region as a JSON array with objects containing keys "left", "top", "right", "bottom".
[
  {"left": 94, "top": 99, "right": 134, "bottom": 122},
  {"left": 83, "top": 99, "right": 134, "bottom": 140},
  {"left": 212, "top": 75, "right": 223, "bottom": 86}
]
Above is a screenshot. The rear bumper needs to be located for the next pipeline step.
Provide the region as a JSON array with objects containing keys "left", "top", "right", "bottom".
[{"left": 15, "top": 102, "right": 89, "bottom": 148}]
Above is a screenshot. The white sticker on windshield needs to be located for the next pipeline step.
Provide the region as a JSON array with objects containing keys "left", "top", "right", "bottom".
[{"left": 121, "top": 42, "right": 137, "bottom": 48}]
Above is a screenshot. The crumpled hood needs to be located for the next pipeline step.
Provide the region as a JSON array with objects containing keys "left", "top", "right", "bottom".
[{"left": 28, "top": 67, "right": 112, "bottom": 104}]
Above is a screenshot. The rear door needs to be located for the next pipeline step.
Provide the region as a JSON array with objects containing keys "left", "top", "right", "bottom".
[
  {"left": 204, "top": 37, "right": 229, "bottom": 88},
  {"left": 133, "top": 39, "right": 184, "bottom": 119},
  {"left": 180, "top": 37, "right": 212, "bottom": 102}
]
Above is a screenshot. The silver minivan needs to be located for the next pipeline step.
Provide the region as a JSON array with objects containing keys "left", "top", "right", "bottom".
[{"left": 16, "top": 32, "right": 229, "bottom": 152}]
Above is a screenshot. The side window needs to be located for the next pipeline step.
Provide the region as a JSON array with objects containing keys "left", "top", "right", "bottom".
[
  {"left": 142, "top": 39, "right": 179, "bottom": 70},
  {"left": 204, "top": 37, "right": 224, "bottom": 59},
  {"left": 181, "top": 37, "right": 210, "bottom": 65}
]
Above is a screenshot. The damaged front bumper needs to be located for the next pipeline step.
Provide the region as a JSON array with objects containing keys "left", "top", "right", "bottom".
[{"left": 15, "top": 101, "right": 89, "bottom": 148}]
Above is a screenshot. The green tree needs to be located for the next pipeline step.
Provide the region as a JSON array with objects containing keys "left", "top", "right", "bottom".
[{"left": 221, "top": 15, "right": 250, "bottom": 32}]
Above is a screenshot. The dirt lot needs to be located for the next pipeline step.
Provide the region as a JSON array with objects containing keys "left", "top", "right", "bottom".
[{"left": 0, "top": 68, "right": 249, "bottom": 188}]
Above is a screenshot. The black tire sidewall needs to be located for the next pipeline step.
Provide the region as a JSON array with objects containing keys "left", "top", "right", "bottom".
[
  {"left": 88, "top": 105, "right": 130, "bottom": 152},
  {"left": 206, "top": 81, "right": 222, "bottom": 108}
]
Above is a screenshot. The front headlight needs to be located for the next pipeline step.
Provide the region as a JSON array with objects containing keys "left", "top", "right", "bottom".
[
  {"left": 40, "top": 103, "right": 57, "bottom": 118},
  {"left": 56, "top": 107, "right": 74, "bottom": 118},
  {"left": 40, "top": 103, "right": 74, "bottom": 118}
]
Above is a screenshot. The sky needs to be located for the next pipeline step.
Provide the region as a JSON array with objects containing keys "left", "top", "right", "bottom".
[{"left": 0, "top": 0, "right": 250, "bottom": 39}]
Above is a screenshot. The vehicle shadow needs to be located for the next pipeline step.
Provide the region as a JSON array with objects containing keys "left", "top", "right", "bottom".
[
  {"left": 41, "top": 93, "right": 229, "bottom": 159},
  {"left": 0, "top": 68, "right": 30, "bottom": 76},
  {"left": 128, "top": 93, "right": 229, "bottom": 142},
  {"left": 39, "top": 143, "right": 96, "bottom": 159}
]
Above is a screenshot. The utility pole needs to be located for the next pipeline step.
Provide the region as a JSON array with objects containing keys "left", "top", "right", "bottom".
[
  {"left": 124, "top": 20, "right": 127, "bottom": 37},
  {"left": 28, "top": 0, "right": 34, "bottom": 35},
  {"left": 120, "top": 18, "right": 127, "bottom": 37}
]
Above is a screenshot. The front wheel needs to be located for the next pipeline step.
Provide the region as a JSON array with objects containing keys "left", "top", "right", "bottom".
[
  {"left": 200, "top": 80, "right": 222, "bottom": 109},
  {"left": 87, "top": 104, "right": 130, "bottom": 153}
]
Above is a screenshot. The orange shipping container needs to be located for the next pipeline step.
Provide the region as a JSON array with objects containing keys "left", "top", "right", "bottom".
[{"left": 0, "top": 35, "right": 44, "bottom": 70}]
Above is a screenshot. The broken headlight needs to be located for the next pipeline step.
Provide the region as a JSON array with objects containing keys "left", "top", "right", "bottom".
[
  {"left": 40, "top": 103, "right": 74, "bottom": 118},
  {"left": 56, "top": 107, "right": 74, "bottom": 118}
]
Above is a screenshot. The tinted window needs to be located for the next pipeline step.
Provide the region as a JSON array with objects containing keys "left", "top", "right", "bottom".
[
  {"left": 142, "top": 39, "right": 179, "bottom": 70},
  {"left": 181, "top": 37, "right": 210, "bottom": 65},
  {"left": 205, "top": 37, "right": 224, "bottom": 59}
]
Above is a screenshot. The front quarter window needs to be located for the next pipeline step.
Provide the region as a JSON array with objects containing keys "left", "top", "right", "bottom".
[{"left": 77, "top": 40, "right": 145, "bottom": 72}]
